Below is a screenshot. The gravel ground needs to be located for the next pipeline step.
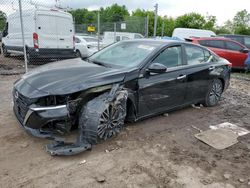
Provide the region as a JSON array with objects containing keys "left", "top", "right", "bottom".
[{"left": 0, "top": 66, "right": 250, "bottom": 187}]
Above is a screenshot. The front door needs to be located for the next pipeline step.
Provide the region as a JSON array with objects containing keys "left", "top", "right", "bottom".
[
  {"left": 224, "top": 41, "right": 248, "bottom": 68},
  {"left": 138, "top": 45, "right": 187, "bottom": 117}
]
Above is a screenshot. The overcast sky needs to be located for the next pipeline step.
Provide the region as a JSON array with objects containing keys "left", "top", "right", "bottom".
[{"left": 1, "top": 0, "right": 249, "bottom": 25}]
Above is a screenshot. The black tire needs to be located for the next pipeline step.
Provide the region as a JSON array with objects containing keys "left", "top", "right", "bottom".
[
  {"left": 75, "top": 50, "right": 82, "bottom": 58},
  {"left": 2, "top": 45, "right": 10, "bottom": 57},
  {"left": 78, "top": 91, "right": 127, "bottom": 144},
  {"left": 203, "top": 79, "right": 223, "bottom": 107}
]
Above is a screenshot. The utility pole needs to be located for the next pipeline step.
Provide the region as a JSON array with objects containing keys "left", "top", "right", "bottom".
[
  {"left": 18, "top": 0, "right": 28, "bottom": 73},
  {"left": 145, "top": 15, "right": 149, "bottom": 38},
  {"left": 153, "top": 3, "right": 158, "bottom": 38},
  {"left": 97, "top": 11, "right": 100, "bottom": 51},
  {"left": 161, "top": 15, "right": 166, "bottom": 37}
]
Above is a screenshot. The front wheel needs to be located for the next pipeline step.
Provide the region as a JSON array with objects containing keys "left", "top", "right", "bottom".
[
  {"left": 203, "top": 79, "right": 223, "bottom": 107},
  {"left": 78, "top": 90, "right": 128, "bottom": 144},
  {"left": 75, "top": 50, "right": 82, "bottom": 58}
]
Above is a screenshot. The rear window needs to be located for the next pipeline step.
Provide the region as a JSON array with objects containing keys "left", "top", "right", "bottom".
[{"left": 198, "top": 40, "right": 225, "bottom": 49}]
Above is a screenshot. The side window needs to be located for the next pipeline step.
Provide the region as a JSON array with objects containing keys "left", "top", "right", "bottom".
[
  {"left": 244, "top": 37, "right": 250, "bottom": 49},
  {"left": 135, "top": 34, "right": 143, "bottom": 39},
  {"left": 122, "top": 36, "right": 129, "bottom": 40},
  {"left": 185, "top": 45, "right": 208, "bottom": 65},
  {"left": 152, "top": 46, "right": 182, "bottom": 68},
  {"left": 116, "top": 36, "right": 121, "bottom": 42},
  {"left": 225, "top": 41, "right": 242, "bottom": 51},
  {"left": 199, "top": 40, "right": 224, "bottom": 49},
  {"left": 75, "top": 37, "right": 81, "bottom": 43}
]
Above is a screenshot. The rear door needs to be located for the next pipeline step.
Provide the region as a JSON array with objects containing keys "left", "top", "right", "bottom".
[
  {"left": 224, "top": 41, "right": 248, "bottom": 68},
  {"left": 56, "top": 15, "right": 74, "bottom": 49},
  {"left": 183, "top": 44, "right": 216, "bottom": 102},
  {"left": 36, "top": 14, "right": 58, "bottom": 49}
]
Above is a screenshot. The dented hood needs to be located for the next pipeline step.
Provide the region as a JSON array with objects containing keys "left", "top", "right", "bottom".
[{"left": 15, "top": 58, "right": 127, "bottom": 98}]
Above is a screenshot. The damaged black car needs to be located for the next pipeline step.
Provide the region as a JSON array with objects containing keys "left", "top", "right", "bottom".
[{"left": 13, "top": 39, "right": 231, "bottom": 155}]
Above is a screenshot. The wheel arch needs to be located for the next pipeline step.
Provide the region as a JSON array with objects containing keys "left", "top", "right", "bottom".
[{"left": 218, "top": 77, "right": 225, "bottom": 91}]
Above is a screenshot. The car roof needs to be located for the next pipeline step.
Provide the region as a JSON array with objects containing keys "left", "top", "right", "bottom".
[
  {"left": 222, "top": 34, "right": 250, "bottom": 37},
  {"left": 121, "top": 39, "right": 184, "bottom": 45},
  {"left": 190, "top": 37, "right": 229, "bottom": 41},
  {"left": 189, "top": 37, "right": 247, "bottom": 48}
]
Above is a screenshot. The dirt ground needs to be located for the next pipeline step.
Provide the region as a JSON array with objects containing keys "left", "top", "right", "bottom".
[{"left": 0, "top": 72, "right": 250, "bottom": 187}]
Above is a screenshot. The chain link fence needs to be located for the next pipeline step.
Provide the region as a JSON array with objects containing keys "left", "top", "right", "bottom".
[
  {"left": 0, "top": 0, "right": 148, "bottom": 74},
  {"left": 75, "top": 17, "right": 147, "bottom": 36}
]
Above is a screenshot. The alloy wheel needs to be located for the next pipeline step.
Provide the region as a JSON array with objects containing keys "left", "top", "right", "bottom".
[
  {"left": 208, "top": 81, "right": 223, "bottom": 106},
  {"left": 97, "top": 104, "right": 123, "bottom": 140}
]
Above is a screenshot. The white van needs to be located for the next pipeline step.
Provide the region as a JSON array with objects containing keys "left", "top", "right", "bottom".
[
  {"left": 1, "top": 8, "right": 75, "bottom": 61},
  {"left": 172, "top": 28, "right": 216, "bottom": 40},
  {"left": 103, "top": 32, "right": 144, "bottom": 46}
]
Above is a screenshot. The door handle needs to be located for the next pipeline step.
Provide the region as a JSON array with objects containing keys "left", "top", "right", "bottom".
[
  {"left": 177, "top": 75, "right": 186, "bottom": 80},
  {"left": 59, "top": 38, "right": 65, "bottom": 41},
  {"left": 209, "top": 66, "right": 215, "bottom": 71}
]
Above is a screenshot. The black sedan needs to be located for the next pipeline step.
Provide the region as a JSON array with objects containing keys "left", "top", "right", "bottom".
[{"left": 13, "top": 39, "right": 231, "bottom": 155}]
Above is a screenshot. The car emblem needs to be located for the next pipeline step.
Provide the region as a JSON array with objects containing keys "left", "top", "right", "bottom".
[{"left": 14, "top": 91, "right": 19, "bottom": 99}]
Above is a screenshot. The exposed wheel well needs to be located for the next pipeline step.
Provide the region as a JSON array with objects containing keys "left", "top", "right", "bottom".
[
  {"left": 218, "top": 78, "right": 225, "bottom": 91},
  {"left": 126, "top": 98, "right": 136, "bottom": 122}
]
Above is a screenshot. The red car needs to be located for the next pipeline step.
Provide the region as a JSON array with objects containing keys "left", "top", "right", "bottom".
[{"left": 188, "top": 37, "right": 249, "bottom": 69}]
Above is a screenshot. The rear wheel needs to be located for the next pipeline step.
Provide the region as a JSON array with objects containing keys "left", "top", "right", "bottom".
[
  {"left": 203, "top": 79, "right": 223, "bottom": 107},
  {"left": 75, "top": 50, "right": 82, "bottom": 58},
  {"left": 78, "top": 91, "right": 127, "bottom": 144},
  {"left": 2, "top": 45, "right": 10, "bottom": 57}
]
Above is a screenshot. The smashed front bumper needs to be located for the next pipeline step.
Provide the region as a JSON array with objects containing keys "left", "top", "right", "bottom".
[
  {"left": 13, "top": 104, "right": 92, "bottom": 155},
  {"left": 13, "top": 103, "right": 69, "bottom": 138}
]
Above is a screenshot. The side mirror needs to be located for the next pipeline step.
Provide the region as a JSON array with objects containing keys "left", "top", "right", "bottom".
[
  {"left": 240, "top": 48, "right": 249, "bottom": 53},
  {"left": 147, "top": 63, "right": 167, "bottom": 74}
]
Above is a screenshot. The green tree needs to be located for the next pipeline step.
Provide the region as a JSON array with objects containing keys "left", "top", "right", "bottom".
[
  {"left": 233, "top": 9, "right": 250, "bottom": 35},
  {"left": 103, "top": 4, "right": 129, "bottom": 22},
  {"left": 132, "top": 9, "right": 155, "bottom": 36},
  {"left": 69, "top": 8, "right": 90, "bottom": 24},
  {"left": 175, "top": 13, "right": 206, "bottom": 29},
  {"left": 0, "top": 11, "right": 7, "bottom": 31},
  {"left": 203, "top": 15, "right": 216, "bottom": 30}
]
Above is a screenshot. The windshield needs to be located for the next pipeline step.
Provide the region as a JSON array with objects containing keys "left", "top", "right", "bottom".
[{"left": 89, "top": 41, "right": 158, "bottom": 68}]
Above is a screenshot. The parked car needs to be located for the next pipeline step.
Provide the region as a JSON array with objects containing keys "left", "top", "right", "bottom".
[
  {"left": 172, "top": 28, "right": 216, "bottom": 40},
  {"left": 1, "top": 8, "right": 75, "bottom": 62},
  {"left": 221, "top": 34, "right": 250, "bottom": 49},
  {"left": 75, "top": 35, "right": 103, "bottom": 58},
  {"left": 102, "top": 31, "right": 144, "bottom": 46},
  {"left": 188, "top": 37, "right": 249, "bottom": 69},
  {"left": 13, "top": 39, "right": 231, "bottom": 155}
]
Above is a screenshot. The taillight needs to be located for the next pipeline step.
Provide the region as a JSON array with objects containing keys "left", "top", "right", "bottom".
[{"left": 33, "top": 33, "right": 39, "bottom": 49}]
